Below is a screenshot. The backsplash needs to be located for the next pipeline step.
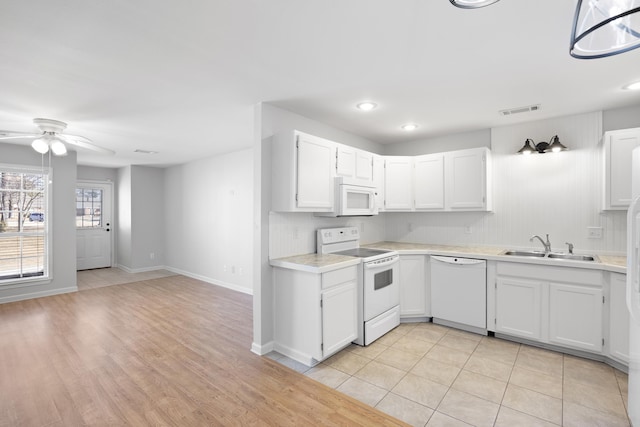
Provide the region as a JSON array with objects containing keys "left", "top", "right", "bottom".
[{"left": 269, "top": 212, "right": 386, "bottom": 259}]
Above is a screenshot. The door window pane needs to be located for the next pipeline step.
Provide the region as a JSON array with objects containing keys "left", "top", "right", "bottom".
[{"left": 76, "top": 188, "right": 103, "bottom": 228}]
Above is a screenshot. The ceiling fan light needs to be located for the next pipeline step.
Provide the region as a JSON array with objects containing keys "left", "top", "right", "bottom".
[
  {"left": 32, "top": 138, "right": 49, "bottom": 154},
  {"left": 450, "top": 0, "right": 500, "bottom": 9},
  {"left": 570, "top": 0, "right": 640, "bottom": 59},
  {"left": 51, "top": 140, "right": 68, "bottom": 156}
]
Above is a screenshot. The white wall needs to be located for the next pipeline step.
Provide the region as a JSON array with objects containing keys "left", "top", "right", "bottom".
[
  {"left": 383, "top": 129, "right": 491, "bottom": 156},
  {"left": 603, "top": 104, "right": 640, "bottom": 131},
  {"left": 386, "top": 111, "right": 627, "bottom": 255},
  {"left": 77, "top": 165, "right": 118, "bottom": 182},
  {"left": 116, "top": 166, "right": 132, "bottom": 268},
  {"left": 131, "top": 166, "right": 165, "bottom": 269},
  {"left": 164, "top": 148, "right": 253, "bottom": 294},
  {"left": 0, "top": 143, "right": 77, "bottom": 303}
]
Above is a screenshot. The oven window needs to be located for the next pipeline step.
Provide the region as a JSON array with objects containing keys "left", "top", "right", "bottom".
[
  {"left": 346, "top": 191, "right": 370, "bottom": 209},
  {"left": 374, "top": 269, "right": 393, "bottom": 290}
]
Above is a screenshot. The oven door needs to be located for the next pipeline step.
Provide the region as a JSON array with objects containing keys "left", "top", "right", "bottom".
[{"left": 363, "top": 256, "right": 400, "bottom": 321}]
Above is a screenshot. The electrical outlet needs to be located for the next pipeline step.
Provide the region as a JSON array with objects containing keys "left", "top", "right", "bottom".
[
  {"left": 587, "top": 226, "right": 603, "bottom": 239},
  {"left": 149, "top": 252, "right": 155, "bottom": 260},
  {"left": 409, "top": 223, "right": 414, "bottom": 232},
  {"left": 231, "top": 266, "right": 236, "bottom": 274},
  {"left": 360, "top": 222, "right": 365, "bottom": 233},
  {"left": 292, "top": 227, "right": 299, "bottom": 239},
  {"left": 224, "top": 265, "right": 227, "bottom": 272},
  {"left": 464, "top": 225, "right": 472, "bottom": 234}
]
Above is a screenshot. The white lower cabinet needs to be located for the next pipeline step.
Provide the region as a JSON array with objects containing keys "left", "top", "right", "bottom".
[
  {"left": 549, "top": 283, "right": 603, "bottom": 352},
  {"left": 495, "top": 262, "right": 604, "bottom": 354},
  {"left": 399, "top": 255, "right": 428, "bottom": 318},
  {"left": 273, "top": 265, "right": 358, "bottom": 365},
  {"left": 609, "top": 272, "right": 630, "bottom": 363},
  {"left": 496, "top": 277, "right": 543, "bottom": 341}
]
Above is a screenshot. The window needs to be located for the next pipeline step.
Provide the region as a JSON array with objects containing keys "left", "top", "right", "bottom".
[
  {"left": 76, "top": 188, "right": 103, "bottom": 228},
  {"left": 0, "top": 166, "right": 49, "bottom": 282}
]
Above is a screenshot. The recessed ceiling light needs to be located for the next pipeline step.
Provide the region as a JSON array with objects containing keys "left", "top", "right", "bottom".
[
  {"left": 450, "top": 0, "right": 500, "bottom": 8},
  {"left": 356, "top": 101, "right": 377, "bottom": 111},
  {"left": 134, "top": 149, "right": 158, "bottom": 154},
  {"left": 401, "top": 123, "right": 419, "bottom": 131},
  {"left": 623, "top": 81, "right": 640, "bottom": 91}
]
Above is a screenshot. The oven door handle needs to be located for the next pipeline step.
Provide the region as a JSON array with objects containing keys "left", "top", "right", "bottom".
[{"left": 364, "top": 257, "right": 398, "bottom": 269}]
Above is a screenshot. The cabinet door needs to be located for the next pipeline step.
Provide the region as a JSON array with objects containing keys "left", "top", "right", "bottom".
[
  {"left": 605, "top": 128, "right": 640, "bottom": 209},
  {"left": 609, "top": 273, "right": 630, "bottom": 363},
  {"left": 336, "top": 144, "right": 356, "bottom": 178},
  {"left": 414, "top": 153, "right": 445, "bottom": 210},
  {"left": 355, "top": 150, "right": 374, "bottom": 181},
  {"left": 445, "top": 148, "right": 487, "bottom": 210},
  {"left": 496, "top": 277, "right": 542, "bottom": 340},
  {"left": 373, "top": 155, "right": 385, "bottom": 211},
  {"left": 384, "top": 157, "right": 413, "bottom": 210},
  {"left": 322, "top": 281, "right": 358, "bottom": 358},
  {"left": 399, "top": 255, "right": 427, "bottom": 317},
  {"left": 296, "top": 133, "right": 335, "bottom": 209},
  {"left": 549, "top": 283, "right": 603, "bottom": 352}
]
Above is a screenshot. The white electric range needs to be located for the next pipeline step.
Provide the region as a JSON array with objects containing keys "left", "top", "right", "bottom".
[{"left": 317, "top": 227, "right": 400, "bottom": 346}]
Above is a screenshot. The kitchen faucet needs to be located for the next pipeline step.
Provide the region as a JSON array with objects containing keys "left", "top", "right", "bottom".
[{"left": 530, "top": 234, "right": 551, "bottom": 254}]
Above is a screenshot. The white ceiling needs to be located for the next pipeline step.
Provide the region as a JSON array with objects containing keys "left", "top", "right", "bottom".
[{"left": 1, "top": 0, "right": 639, "bottom": 167}]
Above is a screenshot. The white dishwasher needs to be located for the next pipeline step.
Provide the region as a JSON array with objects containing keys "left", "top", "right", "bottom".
[{"left": 430, "top": 255, "right": 487, "bottom": 334}]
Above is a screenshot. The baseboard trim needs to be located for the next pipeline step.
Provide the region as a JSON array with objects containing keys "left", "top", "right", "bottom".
[
  {"left": 115, "top": 264, "right": 167, "bottom": 274},
  {"left": 251, "top": 341, "right": 274, "bottom": 356},
  {"left": 163, "top": 266, "right": 253, "bottom": 295},
  {"left": 0, "top": 286, "right": 78, "bottom": 304}
]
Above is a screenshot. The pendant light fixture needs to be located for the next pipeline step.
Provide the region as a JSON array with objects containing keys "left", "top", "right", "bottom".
[
  {"left": 450, "top": 0, "right": 500, "bottom": 9},
  {"left": 517, "top": 135, "right": 568, "bottom": 154},
  {"left": 570, "top": 0, "right": 640, "bottom": 58}
]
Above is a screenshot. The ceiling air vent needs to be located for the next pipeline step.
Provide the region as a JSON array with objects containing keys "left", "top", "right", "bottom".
[{"left": 499, "top": 104, "right": 541, "bottom": 116}]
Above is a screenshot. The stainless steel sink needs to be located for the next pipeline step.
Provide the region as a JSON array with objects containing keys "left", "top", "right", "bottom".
[
  {"left": 547, "top": 253, "right": 598, "bottom": 262},
  {"left": 502, "top": 250, "right": 598, "bottom": 262},
  {"left": 502, "top": 250, "right": 546, "bottom": 258}
]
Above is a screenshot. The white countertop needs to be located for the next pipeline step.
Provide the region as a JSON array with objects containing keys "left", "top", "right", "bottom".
[{"left": 270, "top": 241, "right": 627, "bottom": 274}]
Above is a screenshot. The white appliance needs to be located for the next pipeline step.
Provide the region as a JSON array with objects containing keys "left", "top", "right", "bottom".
[
  {"left": 430, "top": 255, "right": 487, "bottom": 335},
  {"left": 315, "top": 177, "right": 378, "bottom": 217},
  {"left": 627, "top": 147, "right": 640, "bottom": 426},
  {"left": 317, "top": 227, "right": 399, "bottom": 345}
]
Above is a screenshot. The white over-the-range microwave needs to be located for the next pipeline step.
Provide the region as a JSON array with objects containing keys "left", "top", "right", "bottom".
[{"left": 315, "top": 177, "right": 378, "bottom": 217}]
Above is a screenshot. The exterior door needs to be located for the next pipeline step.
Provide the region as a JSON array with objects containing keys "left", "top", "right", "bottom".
[{"left": 76, "top": 181, "right": 113, "bottom": 270}]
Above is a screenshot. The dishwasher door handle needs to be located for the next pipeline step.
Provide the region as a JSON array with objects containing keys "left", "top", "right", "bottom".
[{"left": 431, "top": 255, "right": 485, "bottom": 265}]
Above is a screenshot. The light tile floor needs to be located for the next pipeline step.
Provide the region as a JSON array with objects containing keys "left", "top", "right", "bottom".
[
  {"left": 269, "top": 322, "right": 631, "bottom": 427},
  {"left": 77, "top": 267, "right": 176, "bottom": 291}
]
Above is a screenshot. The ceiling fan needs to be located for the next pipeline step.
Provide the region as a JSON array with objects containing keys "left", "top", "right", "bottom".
[{"left": 0, "top": 118, "right": 115, "bottom": 156}]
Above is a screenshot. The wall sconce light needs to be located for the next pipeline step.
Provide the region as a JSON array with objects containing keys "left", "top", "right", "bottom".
[{"left": 517, "top": 135, "right": 568, "bottom": 155}]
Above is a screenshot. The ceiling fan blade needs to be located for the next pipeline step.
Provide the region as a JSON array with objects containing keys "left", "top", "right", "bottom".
[
  {"left": 0, "top": 131, "right": 40, "bottom": 141},
  {"left": 58, "top": 134, "right": 115, "bottom": 155}
]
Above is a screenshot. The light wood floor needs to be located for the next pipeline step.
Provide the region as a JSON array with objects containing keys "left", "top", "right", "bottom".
[{"left": 0, "top": 273, "right": 407, "bottom": 426}]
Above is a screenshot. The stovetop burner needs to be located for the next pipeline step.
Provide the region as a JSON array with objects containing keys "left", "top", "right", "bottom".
[{"left": 333, "top": 248, "right": 390, "bottom": 258}]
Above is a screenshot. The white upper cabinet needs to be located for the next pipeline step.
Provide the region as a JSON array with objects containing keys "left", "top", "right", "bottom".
[
  {"left": 336, "top": 144, "right": 356, "bottom": 178},
  {"left": 373, "top": 154, "right": 385, "bottom": 210},
  {"left": 271, "top": 130, "right": 335, "bottom": 212},
  {"left": 603, "top": 127, "right": 640, "bottom": 210},
  {"left": 414, "top": 153, "right": 445, "bottom": 210},
  {"left": 336, "top": 144, "right": 374, "bottom": 182},
  {"left": 446, "top": 147, "right": 491, "bottom": 211},
  {"left": 384, "top": 157, "right": 414, "bottom": 210},
  {"left": 383, "top": 147, "right": 491, "bottom": 212}
]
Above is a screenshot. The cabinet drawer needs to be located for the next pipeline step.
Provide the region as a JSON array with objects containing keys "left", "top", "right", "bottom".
[
  {"left": 322, "top": 265, "right": 357, "bottom": 289},
  {"left": 497, "top": 262, "right": 601, "bottom": 286}
]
